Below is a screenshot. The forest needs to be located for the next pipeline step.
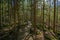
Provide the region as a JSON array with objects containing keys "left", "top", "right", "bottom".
[{"left": 0, "top": 0, "right": 60, "bottom": 40}]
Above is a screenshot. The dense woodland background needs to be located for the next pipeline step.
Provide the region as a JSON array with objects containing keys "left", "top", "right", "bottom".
[{"left": 0, "top": 0, "right": 60, "bottom": 40}]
